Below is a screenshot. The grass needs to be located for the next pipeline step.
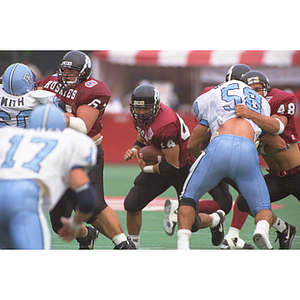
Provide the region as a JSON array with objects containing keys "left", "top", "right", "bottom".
[{"left": 49, "top": 164, "right": 300, "bottom": 250}]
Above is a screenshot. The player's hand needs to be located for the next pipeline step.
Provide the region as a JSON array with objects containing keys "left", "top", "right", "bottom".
[
  {"left": 123, "top": 148, "right": 137, "bottom": 161},
  {"left": 235, "top": 104, "right": 253, "bottom": 119},
  {"left": 137, "top": 152, "right": 147, "bottom": 171},
  {"left": 58, "top": 216, "right": 79, "bottom": 242}
]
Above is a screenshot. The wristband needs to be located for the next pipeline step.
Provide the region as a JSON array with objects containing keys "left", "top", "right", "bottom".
[
  {"left": 143, "top": 165, "right": 154, "bottom": 173},
  {"left": 131, "top": 147, "right": 138, "bottom": 153},
  {"left": 69, "top": 217, "right": 81, "bottom": 230}
]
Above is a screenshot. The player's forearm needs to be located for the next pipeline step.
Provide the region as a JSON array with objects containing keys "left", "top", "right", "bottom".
[{"left": 248, "top": 112, "right": 281, "bottom": 134}]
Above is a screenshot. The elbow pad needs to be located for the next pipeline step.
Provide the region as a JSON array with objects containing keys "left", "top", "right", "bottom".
[
  {"left": 69, "top": 117, "right": 87, "bottom": 134},
  {"left": 74, "top": 183, "right": 97, "bottom": 213},
  {"left": 158, "top": 160, "right": 179, "bottom": 176}
]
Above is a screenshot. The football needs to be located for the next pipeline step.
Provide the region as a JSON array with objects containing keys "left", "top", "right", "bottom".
[{"left": 138, "top": 145, "right": 165, "bottom": 165}]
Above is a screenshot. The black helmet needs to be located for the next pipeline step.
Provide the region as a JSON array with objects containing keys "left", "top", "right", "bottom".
[
  {"left": 130, "top": 84, "right": 161, "bottom": 128},
  {"left": 242, "top": 70, "right": 271, "bottom": 97},
  {"left": 57, "top": 51, "right": 92, "bottom": 88},
  {"left": 225, "top": 64, "right": 251, "bottom": 82}
]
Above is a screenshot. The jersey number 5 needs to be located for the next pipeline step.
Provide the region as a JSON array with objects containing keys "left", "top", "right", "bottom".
[{"left": 221, "top": 83, "right": 262, "bottom": 113}]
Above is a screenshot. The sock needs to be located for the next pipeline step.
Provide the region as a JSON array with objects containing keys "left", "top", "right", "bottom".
[
  {"left": 272, "top": 217, "right": 287, "bottom": 233},
  {"left": 226, "top": 227, "right": 240, "bottom": 238},
  {"left": 177, "top": 229, "right": 191, "bottom": 250},
  {"left": 112, "top": 233, "right": 127, "bottom": 245},
  {"left": 255, "top": 220, "right": 270, "bottom": 235},
  {"left": 231, "top": 197, "right": 248, "bottom": 230},
  {"left": 209, "top": 212, "right": 221, "bottom": 228},
  {"left": 128, "top": 234, "right": 140, "bottom": 250},
  {"left": 199, "top": 200, "right": 220, "bottom": 214}
]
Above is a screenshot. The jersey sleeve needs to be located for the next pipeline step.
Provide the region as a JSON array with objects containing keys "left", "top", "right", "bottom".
[
  {"left": 154, "top": 122, "right": 180, "bottom": 149},
  {"left": 193, "top": 94, "right": 209, "bottom": 127},
  {"left": 272, "top": 92, "right": 297, "bottom": 120},
  {"left": 27, "top": 90, "right": 57, "bottom": 105},
  {"left": 81, "top": 79, "right": 111, "bottom": 112}
]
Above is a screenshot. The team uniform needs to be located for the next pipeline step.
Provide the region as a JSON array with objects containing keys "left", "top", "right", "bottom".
[
  {"left": 181, "top": 80, "right": 272, "bottom": 217},
  {"left": 124, "top": 102, "right": 194, "bottom": 212},
  {"left": 0, "top": 127, "right": 96, "bottom": 249},
  {"left": 238, "top": 88, "right": 300, "bottom": 210},
  {"left": 38, "top": 74, "right": 111, "bottom": 231},
  {"left": 0, "top": 86, "right": 57, "bottom": 128}
]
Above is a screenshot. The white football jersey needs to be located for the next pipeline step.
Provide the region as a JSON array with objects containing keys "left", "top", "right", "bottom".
[
  {"left": 193, "top": 80, "right": 271, "bottom": 141},
  {"left": 0, "top": 127, "right": 97, "bottom": 212},
  {"left": 0, "top": 86, "right": 57, "bottom": 128}
]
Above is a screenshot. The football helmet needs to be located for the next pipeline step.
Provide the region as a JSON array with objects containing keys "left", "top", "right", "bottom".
[
  {"left": 2, "top": 63, "right": 36, "bottom": 96},
  {"left": 57, "top": 51, "right": 92, "bottom": 88},
  {"left": 242, "top": 70, "right": 271, "bottom": 97},
  {"left": 225, "top": 64, "right": 251, "bottom": 82},
  {"left": 28, "top": 104, "right": 66, "bottom": 131},
  {"left": 130, "top": 84, "right": 161, "bottom": 128}
]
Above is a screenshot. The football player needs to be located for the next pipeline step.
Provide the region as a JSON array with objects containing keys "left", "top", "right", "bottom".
[
  {"left": 0, "top": 62, "right": 57, "bottom": 128},
  {"left": 177, "top": 79, "right": 276, "bottom": 250},
  {"left": 234, "top": 70, "right": 298, "bottom": 249},
  {"left": 39, "top": 51, "right": 135, "bottom": 249},
  {"left": 123, "top": 84, "right": 230, "bottom": 249},
  {"left": 0, "top": 104, "right": 97, "bottom": 249}
]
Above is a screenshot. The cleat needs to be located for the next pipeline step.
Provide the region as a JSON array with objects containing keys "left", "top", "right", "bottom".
[
  {"left": 163, "top": 199, "right": 178, "bottom": 236},
  {"left": 275, "top": 222, "right": 296, "bottom": 249},
  {"left": 114, "top": 237, "right": 136, "bottom": 250},
  {"left": 221, "top": 236, "right": 254, "bottom": 250},
  {"left": 76, "top": 226, "right": 99, "bottom": 250},
  {"left": 253, "top": 228, "right": 273, "bottom": 249},
  {"left": 210, "top": 210, "right": 226, "bottom": 246}
]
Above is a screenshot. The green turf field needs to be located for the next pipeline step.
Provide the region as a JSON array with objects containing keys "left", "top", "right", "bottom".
[{"left": 50, "top": 164, "right": 300, "bottom": 250}]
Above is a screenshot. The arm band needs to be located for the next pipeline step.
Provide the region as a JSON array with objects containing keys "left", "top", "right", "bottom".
[
  {"left": 158, "top": 160, "right": 179, "bottom": 176},
  {"left": 143, "top": 165, "right": 154, "bottom": 173},
  {"left": 274, "top": 118, "right": 285, "bottom": 135},
  {"left": 133, "top": 140, "right": 145, "bottom": 148},
  {"left": 69, "top": 117, "right": 87, "bottom": 134},
  {"left": 74, "top": 183, "right": 97, "bottom": 213}
]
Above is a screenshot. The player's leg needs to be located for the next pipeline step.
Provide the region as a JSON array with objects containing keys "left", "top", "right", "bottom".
[
  {"left": 221, "top": 195, "right": 253, "bottom": 249},
  {"left": 9, "top": 180, "right": 52, "bottom": 249},
  {"left": 264, "top": 173, "right": 297, "bottom": 249},
  {"left": 233, "top": 149, "right": 273, "bottom": 249},
  {"left": 86, "top": 145, "right": 134, "bottom": 249},
  {"left": 124, "top": 172, "right": 170, "bottom": 249}
]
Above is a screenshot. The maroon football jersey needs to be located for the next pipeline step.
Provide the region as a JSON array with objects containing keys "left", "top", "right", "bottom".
[
  {"left": 266, "top": 88, "right": 299, "bottom": 144},
  {"left": 136, "top": 103, "right": 193, "bottom": 168},
  {"left": 38, "top": 74, "right": 111, "bottom": 138}
]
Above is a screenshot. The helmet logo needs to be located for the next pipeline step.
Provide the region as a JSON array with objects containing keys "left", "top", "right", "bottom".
[
  {"left": 61, "top": 61, "right": 72, "bottom": 67},
  {"left": 133, "top": 100, "right": 145, "bottom": 106},
  {"left": 246, "top": 76, "right": 259, "bottom": 84},
  {"left": 23, "top": 72, "right": 33, "bottom": 86}
]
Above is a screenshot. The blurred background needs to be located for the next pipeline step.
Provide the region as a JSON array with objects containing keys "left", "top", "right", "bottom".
[{"left": 2, "top": 50, "right": 300, "bottom": 163}]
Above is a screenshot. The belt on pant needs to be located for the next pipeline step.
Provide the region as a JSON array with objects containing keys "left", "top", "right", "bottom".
[{"left": 267, "top": 165, "right": 300, "bottom": 177}]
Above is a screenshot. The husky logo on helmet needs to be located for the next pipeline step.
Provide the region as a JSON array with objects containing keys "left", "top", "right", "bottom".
[
  {"left": 130, "top": 84, "right": 161, "bottom": 129},
  {"left": 23, "top": 72, "right": 33, "bottom": 86}
]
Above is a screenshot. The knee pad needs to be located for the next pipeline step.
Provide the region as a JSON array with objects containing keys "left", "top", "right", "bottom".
[
  {"left": 179, "top": 197, "right": 201, "bottom": 232},
  {"left": 179, "top": 197, "right": 197, "bottom": 210}
]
